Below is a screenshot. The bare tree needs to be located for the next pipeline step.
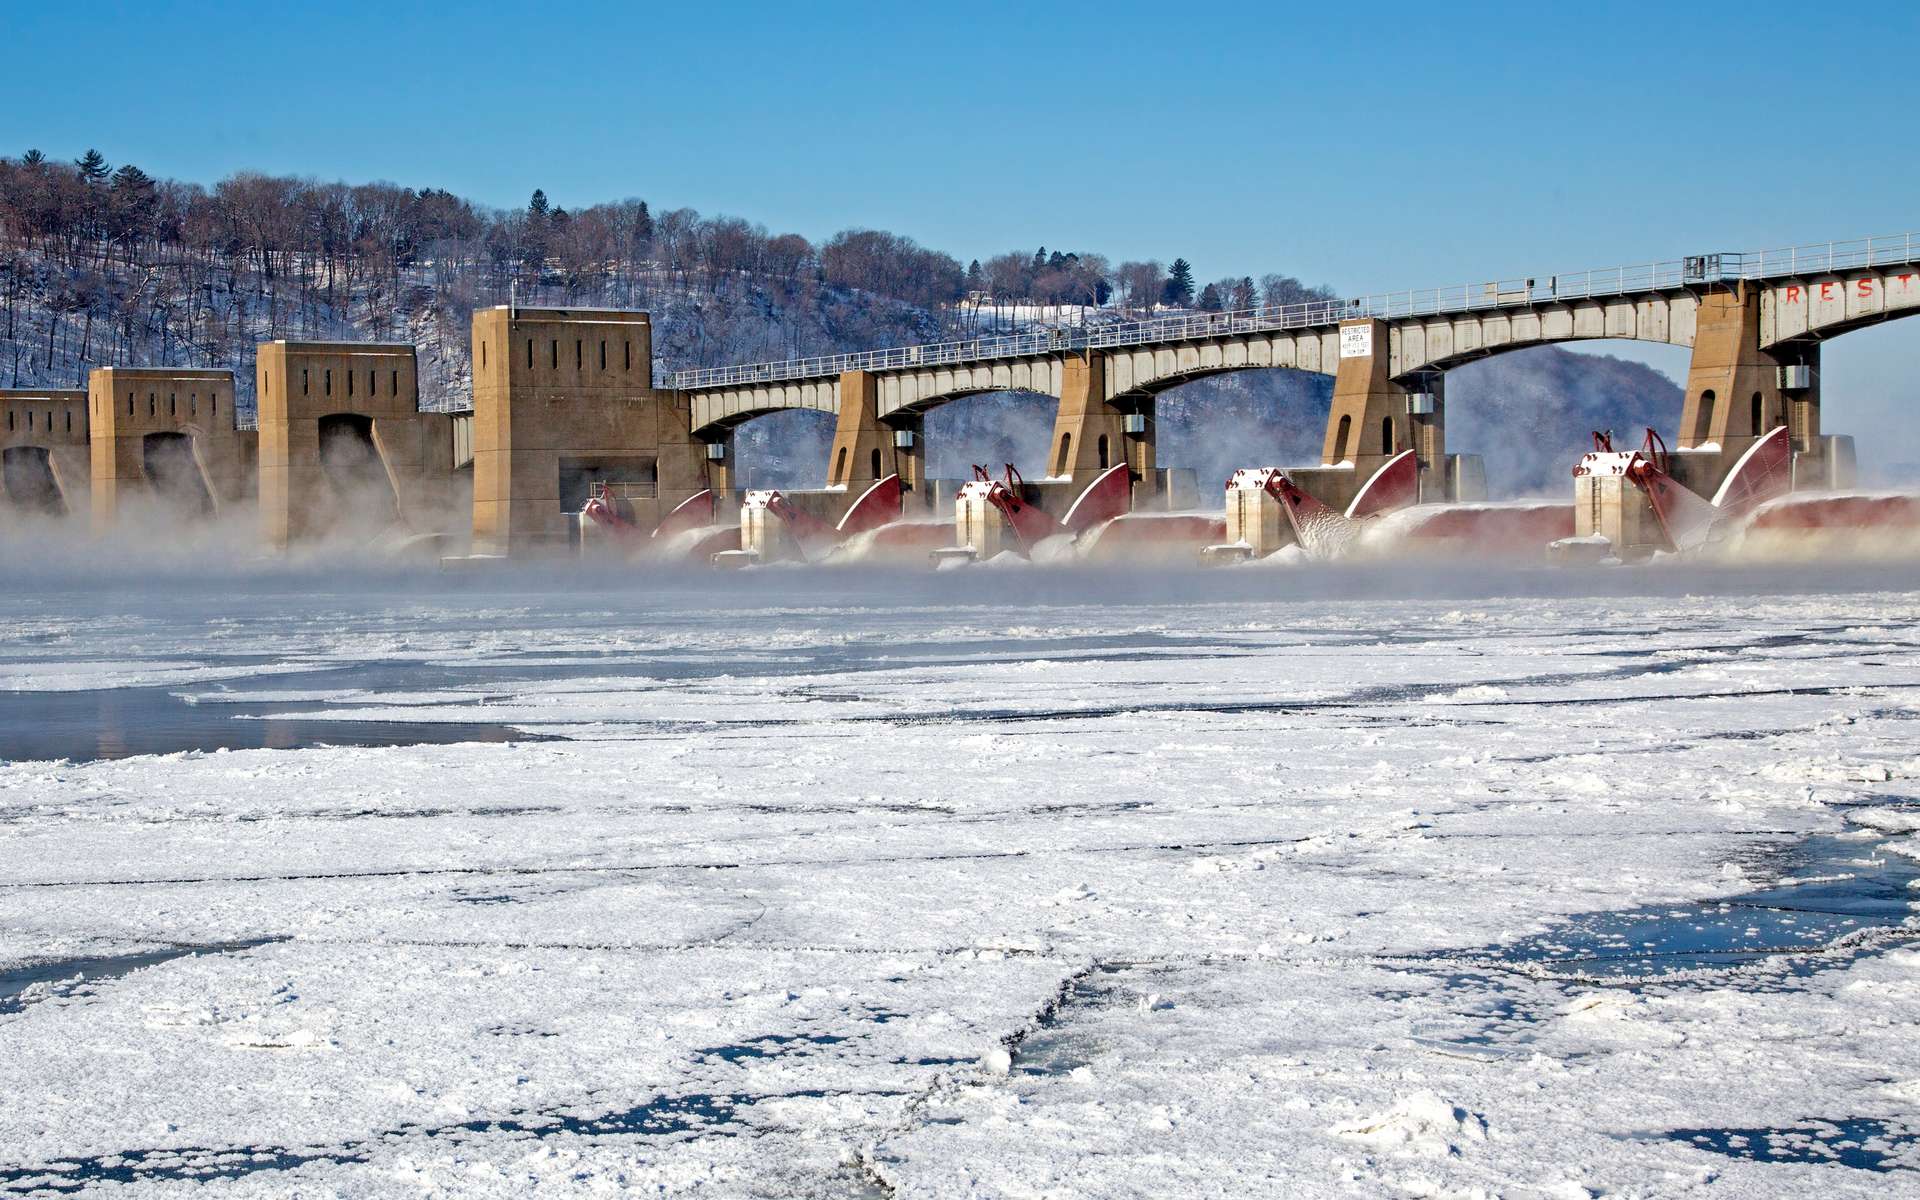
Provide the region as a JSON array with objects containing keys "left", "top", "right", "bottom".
[
  {"left": 1260, "top": 272, "right": 1336, "bottom": 311},
  {"left": 1116, "top": 260, "right": 1164, "bottom": 315}
]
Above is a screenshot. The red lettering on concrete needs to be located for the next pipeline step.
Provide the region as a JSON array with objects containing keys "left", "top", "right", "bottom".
[
  {"left": 1857, "top": 279, "right": 1874, "bottom": 298},
  {"left": 1820, "top": 282, "right": 1835, "bottom": 300},
  {"left": 1785, "top": 285, "right": 1801, "bottom": 304}
]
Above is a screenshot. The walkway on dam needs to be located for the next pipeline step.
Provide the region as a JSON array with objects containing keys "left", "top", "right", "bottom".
[{"left": 669, "top": 232, "right": 1920, "bottom": 391}]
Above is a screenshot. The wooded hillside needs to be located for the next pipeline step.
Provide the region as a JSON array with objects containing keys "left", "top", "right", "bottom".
[{"left": 0, "top": 149, "right": 1679, "bottom": 493}]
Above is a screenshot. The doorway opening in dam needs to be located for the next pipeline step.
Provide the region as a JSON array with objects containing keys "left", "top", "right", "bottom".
[
  {"left": 558, "top": 456, "right": 657, "bottom": 513},
  {"left": 2, "top": 446, "right": 65, "bottom": 515},
  {"left": 317, "top": 414, "right": 400, "bottom": 530},
  {"left": 141, "top": 432, "right": 214, "bottom": 515}
]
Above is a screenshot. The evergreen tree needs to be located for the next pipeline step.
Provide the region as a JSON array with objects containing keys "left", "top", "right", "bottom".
[
  {"left": 634, "top": 200, "right": 653, "bottom": 247},
  {"left": 1196, "top": 282, "right": 1224, "bottom": 311},
  {"left": 1229, "top": 276, "right": 1257, "bottom": 311},
  {"left": 109, "top": 163, "right": 153, "bottom": 192},
  {"left": 1031, "top": 246, "right": 1047, "bottom": 273},
  {"left": 108, "top": 164, "right": 157, "bottom": 245},
  {"left": 523, "top": 189, "right": 551, "bottom": 275},
  {"left": 965, "top": 259, "right": 984, "bottom": 292},
  {"left": 76, "top": 148, "right": 109, "bottom": 184},
  {"left": 21, "top": 149, "right": 45, "bottom": 167},
  {"left": 1162, "top": 257, "right": 1195, "bottom": 306}
]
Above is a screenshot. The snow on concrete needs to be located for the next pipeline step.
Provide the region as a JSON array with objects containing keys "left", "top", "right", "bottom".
[{"left": 1, "top": 569, "right": 1918, "bottom": 1195}]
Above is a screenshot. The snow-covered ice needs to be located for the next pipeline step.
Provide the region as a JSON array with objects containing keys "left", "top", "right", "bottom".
[{"left": 1, "top": 564, "right": 1918, "bottom": 1196}]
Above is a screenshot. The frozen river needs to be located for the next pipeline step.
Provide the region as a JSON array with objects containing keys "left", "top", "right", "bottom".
[{"left": 2, "top": 563, "right": 1918, "bottom": 1196}]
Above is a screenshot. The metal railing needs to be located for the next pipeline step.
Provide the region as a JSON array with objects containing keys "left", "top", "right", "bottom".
[
  {"left": 667, "top": 231, "right": 1919, "bottom": 391},
  {"left": 667, "top": 326, "right": 1077, "bottom": 390},
  {"left": 590, "top": 480, "right": 658, "bottom": 501}
]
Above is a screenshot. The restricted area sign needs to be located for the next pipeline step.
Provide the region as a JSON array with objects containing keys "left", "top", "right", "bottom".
[{"left": 1340, "top": 324, "right": 1373, "bottom": 359}]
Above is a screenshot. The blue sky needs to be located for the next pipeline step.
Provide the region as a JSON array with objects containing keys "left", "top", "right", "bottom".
[{"left": 8, "top": 0, "right": 1919, "bottom": 462}]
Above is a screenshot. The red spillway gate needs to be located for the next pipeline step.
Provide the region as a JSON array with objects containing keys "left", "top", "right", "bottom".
[
  {"left": 836, "top": 474, "right": 903, "bottom": 537},
  {"left": 1625, "top": 426, "right": 1791, "bottom": 553},
  {"left": 960, "top": 464, "right": 1063, "bottom": 555},
  {"left": 652, "top": 489, "right": 716, "bottom": 542}
]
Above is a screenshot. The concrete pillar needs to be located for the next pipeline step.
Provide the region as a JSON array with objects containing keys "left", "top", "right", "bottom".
[
  {"left": 827, "top": 370, "right": 890, "bottom": 490},
  {"left": 702, "top": 432, "right": 736, "bottom": 497},
  {"left": 1320, "top": 319, "right": 1407, "bottom": 478},
  {"left": 1402, "top": 371, "right": 1451, "bottom": 502},
  {"left": 1679, "top": 282, "right": 1800, "bottom": 459},
  {"left": 87, "top": 399, "right": 145, "bottom": 534},
  {"left": 884, "top": 413, "right": 925, "bottom": 493},
  {"left": 1780, "top": 344, "right": 1822, "bottom": 450},
  {"left": 255, "top": 341, "right": 453, "bottom": 550},
  {"left": 1224, "top": 469, "right": 1290, "bottom": 556},
  {"left": 955, "top": 485, "right": 1004, "bottom": 558},
  {"left": 739, "top": 491, "right": 798, "bottom": 561},
  {"left": 1404, "top": 372, "right": 1445, "bottom": 471},
  {"left": 470, "top": 307, "right": 708, "bottom": 557},
  {"left": 86, "top": 367, "right": 249, "bottom": 534},
  {"left": 1121, "top": 395, "right": 1158, "bottom": 501},
  {"left": 1047, "top": 352, "right": 1129, "bottom": 481},
  {"left": 0, "top": 390, "right": 91, "bottom": 524},
  {"left": 255, "top": 403, "right": 313, "bottom": 548},
  {"left": 1574, "top": 471, "right": 1660, "bottom": 555}
]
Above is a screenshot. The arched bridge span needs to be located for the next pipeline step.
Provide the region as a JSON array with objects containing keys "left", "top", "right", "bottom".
[{"left": 672, "top": 234, "right": 1920, "bottom": 494}]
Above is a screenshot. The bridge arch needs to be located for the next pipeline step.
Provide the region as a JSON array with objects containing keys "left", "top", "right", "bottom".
[
  {"left": 1759, "top": 268, "right": 1920, "bottom": 347},
  {"left": 1106, "top": 362, "right": 1340, "bottom": 490},
  {"left": 883, "top": 385, "right": 1043, "bottom": 419},
  {"left": 729, "top": 406, "right": 838, "bottom": 490},
  {"left": 1389, "top": 294, "right": 1698, "bottom": 378},
  {"left": 688, "top": 395, "right": 838, "bottom": 443},
  {"left": 686, "top": 378, "right": 839, "bottom": 443},
  {"left": 1445, "top": 339, "right": 1689, "bottom": 494},
  {"left": 917, "top": 389, "right": 1057, "bottom": 481},
  {"left": 872, "top": 359, "right": 1065, "bottom": 423}
]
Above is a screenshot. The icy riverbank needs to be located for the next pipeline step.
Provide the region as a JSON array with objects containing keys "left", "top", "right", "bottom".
[{"left": 1, "top": 569, "right": 1917, "bottom": 1195}]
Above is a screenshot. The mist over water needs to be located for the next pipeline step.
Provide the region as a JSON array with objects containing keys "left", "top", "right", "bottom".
[
  {"left": 732, "top": 409, "right": 837, "bottom": 490},
  {"left": 923, "top": 392, "right": 1056, "bottom": 479},
  {"left": 726, "top": 394, "right": 1063, "bottom": 490},
  {"left": 4, "top": 535, "right": 1918, "bottom": 614},
  {"left": 1157, "top": 374, "right": 1327, "bottom": 491},
  {"left": 1447, "top": 348, "right": 1684, "bottom": 495}
]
